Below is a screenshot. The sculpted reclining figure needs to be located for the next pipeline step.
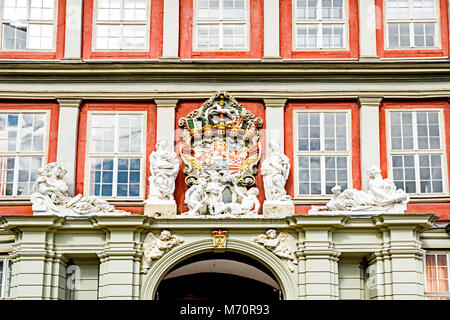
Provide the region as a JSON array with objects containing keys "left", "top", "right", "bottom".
[
  {"left": 31, "top": 162, "right": 128, "bottom": 216},
  {"left": 312, "top": 165, "right": 409, "bottom": 214}
]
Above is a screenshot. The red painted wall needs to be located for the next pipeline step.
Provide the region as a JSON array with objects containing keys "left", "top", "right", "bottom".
[
  {"left": 0, "top": 102, "right": 59, "bottom": 216},
  {"left": 0, "top": 0, "right": 66, "bottom": 59},
  {"left": 280, "top": 0, "right": 359, "bottom": 59},
  {"left": 380, "top": 99, "right": 450, "bottom": 221},
  {"left": 82, "top": 0, "right": 164, "bottom": 59},
  {"left": 179, "top": 0, "right": 264, "bottom": 59},
  {"left": 375, "top": 0, "right": 449, "bottom": 58},
  {"left": 75, "top": 101, "right": 157, "bottom": 214},
  {"left": 284, "top": 101, "right": 361, "bottom": 213},
  {"left": 174, "top": 99, "right": 266, "bottom": 214}
]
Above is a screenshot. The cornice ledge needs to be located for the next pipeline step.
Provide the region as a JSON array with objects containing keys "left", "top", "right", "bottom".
[
  {"left": 357, "top": 96, "right": 383, "bottom": 107},
  {"left": 371, "top": 213, "right": 438, "bottom": 231},
  {"left": 263, "top": 98, "right": 288, "bottom": 108},
  {"left": 287, "top": 214, "right": 348, "bottom": 228},
  {"left": 88, "top": 215, "right": 150, "bottom": 228},
  {"left": 0, "top": 215, "right": 65, "bottom": 229},
  {"left": 154, "top": 98, "right": 179, "bottom": 108},
  {"left": 56, "top": 98, "right": 83, "bottom": 108}
]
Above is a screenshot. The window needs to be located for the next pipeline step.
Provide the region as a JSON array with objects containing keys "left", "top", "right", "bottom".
[
  {"left": 387, "top": 110, "right": 447, "bottom": 195},
  {"left": 0, "top": 257, "right": 12, "bottom": 299},
  {"left": 0, "top": 112, "right": 48, "bottom": 197},
  {"left": 425, "top": 252, "right": 450, "bottom": 300},
  {"left": 85, "top": 112, "right": 146, "bottom": 199},
  {"left": 294, "top": 111, "right": 352, "bottom": 196},
  {"left": 294, "top": 0, "right": 347, "bottom": 49},
  {"left": 0, "top": 0, "right": 57, "bottom": 50},
  {"left": 385, "top": 0, "right": 439, "bottom": 48},
  {"left": 93, "top": 0, "right": 149, "bottom": 50},
  {"left": 194, "top": 0, "right": 248, "bottom": 50}
]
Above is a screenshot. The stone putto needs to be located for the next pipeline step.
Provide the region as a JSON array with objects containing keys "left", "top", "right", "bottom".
[
  {"left": 146, "top": 137, "right": 180, "bottom": 203},
  {"left": 310, "top": 165, "right": 409, "bottom": 214},
  {"left": 261, "top": 139, "right": 292, "bottom": 202},
  {"left": 31, "top": 162, "right": 129, "bottom": 216},
  {"left": 254, "top": 229, "right": 297, "bottom": 272},
  {"left": 141, "top": 230, "right": 184, "bottom": 273}
]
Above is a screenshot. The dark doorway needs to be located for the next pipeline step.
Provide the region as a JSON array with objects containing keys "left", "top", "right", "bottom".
[
  {"left": 156, "top": 272, "right": 281, "bottom": 301},
  {"left": 155, "top": 251, "right": 282, "bottom": 301}
]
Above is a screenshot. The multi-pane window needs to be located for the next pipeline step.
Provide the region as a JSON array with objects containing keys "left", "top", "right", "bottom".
[
  {"left": 195, "top": 0, "right": 248, "bottom": 50},
  {"left": 0, "top": 112, "right": 48, "bottom": 197},
  {"left": 295, "top": 111, "right": 351, "bottom": 196},
  {"left": 94, "top": 0, "right": 149, "bottom": 50},
  {"left": 0, "top": 0, "right": 57, "bottom": 50},
  {"left": 86, "top": 112, "right": 145, "bottom": 198},
  {"left": 388, "top": 110, "right": 446, "bottom": 194},
  {"left": 294, "top": 0, "right": 347, "bottom": 49},
  {"left": 0, "top": 258, "right": 12, "bottom": 299},
  {"left": 385, "top": 0, "right": 439, "bottom": 48},
  {"left": 425, "top": 253, "right": 450, "bottom": 300}
]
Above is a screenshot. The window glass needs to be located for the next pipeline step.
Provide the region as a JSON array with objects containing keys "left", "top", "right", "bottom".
[
  {"left": 0, "top": 112, "right": 47, "bottom": 197},
  {"left": 425, "top": 253, "right": 450, "bottom": 300},
  {"left": 296, "top": 111, "right": 351, "bottom": 196},
  {"left": 1, "top": 0, "right": 56, "bottom": 50},
  {"left": 87, "top": 113, "right": 144, "bottom": 198},
  {"left": 94, "top": 0, "right": 149, "bottom": 50},
  {"left": 295, "top": 0, "right": 347, "bottom": 49},
  {"left": 195, "top": 0, "right": 247, "bottom": 50},
  {"left": 389, "top": 110, "right": 445, "bottom": 194},
  {"left": 385, "top": 0, "right": 438, "bottom": 48}
]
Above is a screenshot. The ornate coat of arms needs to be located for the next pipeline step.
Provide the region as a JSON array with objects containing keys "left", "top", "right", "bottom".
[{"left": 178, "top": 91, "right": 263, "bottom": 216}]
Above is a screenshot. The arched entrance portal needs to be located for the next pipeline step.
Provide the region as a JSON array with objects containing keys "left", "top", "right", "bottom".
[{"left": 155, "top": 252, "right": 282, "bottom": 301}]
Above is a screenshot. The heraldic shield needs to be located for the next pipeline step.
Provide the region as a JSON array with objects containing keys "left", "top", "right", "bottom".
[{"left": 178, "top": 91, "right": 263, "bottom": 215}]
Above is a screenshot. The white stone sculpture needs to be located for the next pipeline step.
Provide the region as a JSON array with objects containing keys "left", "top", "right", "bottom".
[
  {"left": 182, "top": 173, "right": 260, "bottom": 217},
  {"left": 183, "top": 178, "right": 208, "bottom": 216},
  {"left": 31, "top": 162, "right": 129, "bottom": 216},
  {"left": 261, "top": 140, "right": 291, "bottom": 201},
  {"left": 310, "top": 165, "right": 409, "bottom": 214},
  {"left": 254, "top": 229, "right": 297, "bottom": 272},
  {"left": 141, "top": 230, "right": 184, "bottom": 273},
  {"left": 146, "top": 138, "right": 180, "bottom": 202}
]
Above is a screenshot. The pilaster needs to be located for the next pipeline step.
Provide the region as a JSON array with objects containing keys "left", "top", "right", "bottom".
[
  {"left": 160, "top": 0, "right": 180, "bottom": 61},
  {"left": 263, "top": 98, "right": 287, "bottom": 154},
  {"left": 155, "top": 98, "right": 178, "bottom": 151},
  {"left": 56, "top": 98, "right": 82, "bottom": 196},
  {"left": 358, "top": 97, "right": 382, "bottom": 190},
  {"left": 301, "top": 228, "right": 340, "bottom": 299},
  {"left": 358, "top": 0, "right": 380, "bottom": 61},
  {"left": 98, "top": 228, "right": 142, "bottom": 300},
  {"left": 262, "top": 0, "right": 282, "bottom": 61},
  {"left": 61, "top": 0, "right": 83, "bottom": 62}
]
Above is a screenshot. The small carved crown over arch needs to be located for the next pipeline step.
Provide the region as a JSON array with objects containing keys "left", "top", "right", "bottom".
[{"left": 178, "top": 91, "right": 263, "bottom": 188}]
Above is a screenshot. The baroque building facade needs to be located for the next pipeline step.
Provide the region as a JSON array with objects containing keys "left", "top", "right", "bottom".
[{"left": 0, "top": 0, "right": 449, "bottom": 300}]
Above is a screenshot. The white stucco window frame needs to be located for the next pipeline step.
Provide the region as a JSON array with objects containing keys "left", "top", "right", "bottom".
[
  {"left": 0, "top": 110, "right": 50, "bottom": 200},
  {"left": 385, "top": 108, "right": 449, "bottom": 197},
  {"left": 0, "top": 0, "right": 58, "bottom": 52},
  {"left": 424, "top": 251, "right": 450, "bottom": 300},
  {"left": 84, "top": 110, "right": 147, "bottom": 201},
  {"left": 293, "top": 109, "right": 353, "bottom": 199},
  {"left": 383, "top": 0, "right": 442, "bottom": 50},
  {"left": 292, "top": 0, "right": 350, "bottom": 51},
  {"left": 192, "top": 0, "right": 250, "bottom": 51},
  {"left": 92, "top": 0, "right": 151, "bottom": 52}
]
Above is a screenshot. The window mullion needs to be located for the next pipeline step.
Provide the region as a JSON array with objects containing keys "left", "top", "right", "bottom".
[
  {"left": 112, "top": 157, "right": 118, "bottom": 197},
  {"left": 414, "top": 153, "right": 421, "bottom": 194},
  {"left": 320, "top": 155, "right": 325, "bottom": 195},
  {"left": 412, "top": 111, "right": 418, "bottom": 150},
  {"left": 12, "top": 156, "right": 18, "bottom": 196}
]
